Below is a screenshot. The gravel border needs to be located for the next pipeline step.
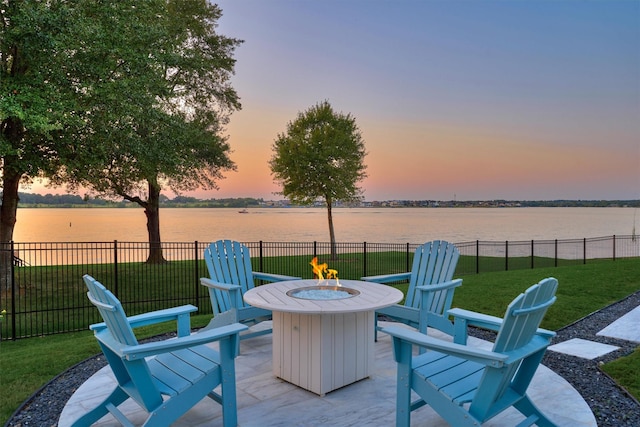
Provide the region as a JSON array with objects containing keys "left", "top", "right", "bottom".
[
  {"left": 543, "top": 291, "right": 640, "bottom": 427},
  {"left": 5, "top": 293, "right": 639, "bottom": 427}
]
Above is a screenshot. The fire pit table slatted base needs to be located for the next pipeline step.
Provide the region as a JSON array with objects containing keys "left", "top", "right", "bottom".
[
  {"left": 243, "top": 279, "right": 403, "bottom": 396},
  {"left": 273, "top": 311, "right": 374, "bottom": 396}
]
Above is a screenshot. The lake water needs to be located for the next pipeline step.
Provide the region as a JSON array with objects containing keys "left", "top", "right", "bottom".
[{"left": 12, "top": 207, "right": 639, "bottom": 243}]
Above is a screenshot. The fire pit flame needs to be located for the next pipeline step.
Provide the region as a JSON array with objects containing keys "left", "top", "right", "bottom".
[{"left": 310, "top": 257, "right": 340, "bottom": 286}]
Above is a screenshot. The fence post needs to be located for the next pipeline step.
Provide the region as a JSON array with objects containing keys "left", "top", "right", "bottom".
[
  {"left": 10, "top": 241, "right": 16, "bottom": 340},
  {"left": 259, "top": 241, "right": 264, "bottom": 271},
  {"left": 405, "top": 243, "right": 410, "bottom": 271},
  {"left": 505, "top": 241, "right": 509, "bottom": 271},
  {"left": 313, "top": 241, "right": 317, "bottom": 259},
  {"left": 363, "top": 242, "right": 367, "bottom": 278},
  {"left": 583, "top": 238, "right": 587, "bottom": 264},
  {"left": 613, "top": 235, "right": 616, "bottom": 261},
  {"left": 476, "top": 240, "right": 480, "bottom": 274},
  {"left": 555, "top": 239, "right": 558, "bottom": 267},
  {"left": 531, "top": 240, "right": 534, "bottom": 269},
  {"left": 194, "top": 241, "right": 200, "bottom": 306},
  {"left": 113, "top": 240, "right": 119, "bottom": 296}
]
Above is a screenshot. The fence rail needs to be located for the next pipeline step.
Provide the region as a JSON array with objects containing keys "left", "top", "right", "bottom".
[{"left": 1, "top": 235, "right": 638, "bottom": 340}]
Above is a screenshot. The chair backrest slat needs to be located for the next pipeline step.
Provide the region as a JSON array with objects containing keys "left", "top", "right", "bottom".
[
  {"left": 84, "top": 275, "right": 138, "bottom": 346},
  {"left": 204, "top": 244, "right": 232, "bottom": 314},
  {"left": 205, "top": 240, "right": 256, "bottom": 312},
  {"left": 405, "top": 241, "right": 460, "bottom": 310},
  {"left": 494, "top": 278, "right": 557, "bottom": 353}
]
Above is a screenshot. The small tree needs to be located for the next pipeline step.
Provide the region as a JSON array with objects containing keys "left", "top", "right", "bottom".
[{"left": 270, "top": 101, "right": 367, "bottom": 259}]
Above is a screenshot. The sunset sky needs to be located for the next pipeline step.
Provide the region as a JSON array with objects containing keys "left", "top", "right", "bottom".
[{"left": 27, "top": 0, "right": 640, "bottom": 201}]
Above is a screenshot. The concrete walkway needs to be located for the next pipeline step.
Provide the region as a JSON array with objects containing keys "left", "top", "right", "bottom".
[
  {"left": 59, "top": 320, "right": 600, "bottom": 427},
  {"left": 548, "top": 305, "right": 640, "bottom": 359}
]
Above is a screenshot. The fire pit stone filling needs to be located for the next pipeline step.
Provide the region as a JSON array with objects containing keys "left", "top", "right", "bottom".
[{"left": 286, "top": 285, "right": 360, "bottom": 300}]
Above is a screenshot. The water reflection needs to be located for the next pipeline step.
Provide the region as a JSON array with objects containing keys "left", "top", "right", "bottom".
[{"left": 14, "top": 207, "right": 637, "bottom": 243}]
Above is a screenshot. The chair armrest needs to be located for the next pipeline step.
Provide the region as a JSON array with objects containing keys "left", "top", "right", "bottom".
[
  {"left": 90, "top": 305, "right": 198, "bottom": 334},
  {"left": 382, "top": 325, "right": 507, "bottom": 368},
  {"left": 201, "top": 277, "right": 244, "bottom": 315},
  {"left": 200, "top": 277, "right": 241, "bottom": 292},
  {"left": 416, "top": 278, "right": 463, "bottom": 293},
  {"left": 121, "top": 323, "right": 249, "bottom": 360},
  {"left": 501, "top": 334, "right": 556, "bottom": 363},
  {"left": 534, "top": 328, "right": 556, "bottom": 340},
  {"left": 449, "top": 307, "right": 503, "bottom": 331},
  {"left": 449, "top": 307, "right": 555, "bottom": 337},
  {"left": 360, "top": 272, "right": 411, "bottom": 284},
  {"left": 448, "top": 307, "right": 556, "bottom": 344},
  {"left": 448, "top": 307, "right": 504, "bottom": 344},
  {"left": 253, "top": 272, "right": 300, "bottom": 282}
]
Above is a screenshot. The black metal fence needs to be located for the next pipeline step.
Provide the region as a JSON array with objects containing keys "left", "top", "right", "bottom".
[{"left": 1, "top": 235, "right": 638, "bottom": 340}]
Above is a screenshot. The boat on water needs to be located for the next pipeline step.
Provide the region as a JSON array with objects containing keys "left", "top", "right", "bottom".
[{"left": 238, "top": 209, "right": 249, "bottom": 214}]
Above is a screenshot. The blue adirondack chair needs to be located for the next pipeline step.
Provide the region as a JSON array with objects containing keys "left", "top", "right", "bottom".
[
  {"left": 201, "top": 240, "right": 300, "bottom": 339},
  {"left": 74, "top": 275, "right": 247, "bottom": 427},
  {"left": 361, "top": 240, "right": 461, "bottom": 338},
  {"left": 382, "top": 277, "right": 559, "bottom": 427}
]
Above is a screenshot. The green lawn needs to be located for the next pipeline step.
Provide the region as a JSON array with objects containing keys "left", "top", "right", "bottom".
[
  {"left": 601, "top": 348, "right": 640, "bottom": 400},
  {"left": 451, "top": 259, "right": 640, "bottom": 331},
  {"left": 0, "top": 258, "right": 638, "bottom": 424}
]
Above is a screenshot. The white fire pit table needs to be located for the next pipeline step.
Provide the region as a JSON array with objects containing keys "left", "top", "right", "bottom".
[{"left": 243, "top": 279, "right": 403, "bottom": 396}]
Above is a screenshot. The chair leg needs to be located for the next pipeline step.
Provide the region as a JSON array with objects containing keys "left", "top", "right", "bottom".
[
  {"left": 70, "top": 387, "right": 129, "bottom": 427},
  {"left": 514, "top": 396, "right": 558, "bottom": 427},
  {"left": 396, "top": 363, "right": 412, "bottom": 427},
  {"left": 219, "top": 337, "right": 240, "bottom": 427},
  {"left": 393, "top": 339, "right": 414, "bottom": 427}
]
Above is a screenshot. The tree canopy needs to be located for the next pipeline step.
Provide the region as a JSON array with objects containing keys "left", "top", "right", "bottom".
[
  {"left": 270, "top": 100, "right": 367, "bottom": 258},
  {"left": 60, "top": 1, "right": 241, "bottom": 198},
  {"left": 1, "top": 0, "right": 242, "bottom": 273},
  {"left": 270, "top": 101, "right": 367, "bottom": 205}
]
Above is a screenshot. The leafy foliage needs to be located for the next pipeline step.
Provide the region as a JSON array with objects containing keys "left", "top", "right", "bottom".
[
  {"left": 55, "top": 1, "right": 241, "bottom": 200},
  {"left": 270, "top": 100, "right": 367, "bottom": 206},
  {"left": 1, "top": 1, "right": 242, "bottom": 254}
]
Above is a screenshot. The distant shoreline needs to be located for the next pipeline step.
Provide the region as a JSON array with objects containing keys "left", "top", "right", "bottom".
[
  {"left": 7, "top": 191, "right": 640, "bottom": 209},
  {"left": 13, "top": 201, "right": 640, "bottom": 209}
]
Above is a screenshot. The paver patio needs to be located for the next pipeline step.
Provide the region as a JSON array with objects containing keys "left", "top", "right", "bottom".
[{"left": 59, "top": 321, "right": 596, "bottom": 427}]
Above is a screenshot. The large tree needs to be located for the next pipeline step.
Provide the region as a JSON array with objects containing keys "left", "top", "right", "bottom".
[
  {"left": 1, "top": 0, "right": 241, "bottom": 278},
  {"left": 270, "top": 101, "right": 367, "bottom": 259},
  {"left": 52, "top": 1, "right": 241, "bottom": 263},
  {"left": 0, "top": 0, "right": 94, "bottom": 288}
]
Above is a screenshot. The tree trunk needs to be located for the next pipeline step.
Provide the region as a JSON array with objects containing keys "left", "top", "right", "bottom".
[
  {"left": 2, "top": 32, "right": 29, "bottom": 290},
  {"left": 0, "top": 168, "right": 21, "bottom": 291},
  {"left": 326, "top": 198, "right": 338, "bottom": 260},
  {"left": 144, "top": 180, "right": 166, "bottom": 264}
]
